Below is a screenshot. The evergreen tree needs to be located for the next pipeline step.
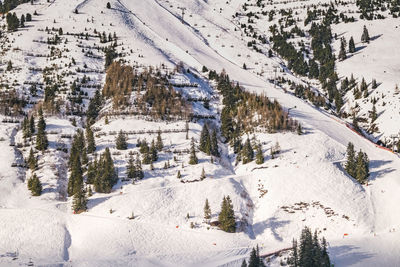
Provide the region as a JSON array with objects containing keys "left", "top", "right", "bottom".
[
  {"left": 218, "top": 195, "right": 235, "bottom": 233},
  {"left": 29, "top": 115, "right": 35, "bottom": 135},
  {"left": 210, "top": 129, "right": 220, "bottom": 157},
  {"left": 204, "top": 198, "right": 211, "bottom": 222},
  {"left": 349, "top": 36, "right": 355, "bottom": 53},
  {"left": 134, "top": 155, "right": 144, "bottom": 180},
  {"left": 248, "top": 247, "right": 260, "bottom": 267},
  {"left": 156, "top": 129, "right": 163, "bottom": 151},
  {"left": 115, "top": 130, "right": 128, "bottom": 150},
  {"left": 36, "top": 107, "right": 48, "bottom": 151},
  {"left": 242, "top": 138, "right": 254, "bottom": 164},
  {"left": 141, "top": 140, "right": 152, "bottom": 165},
  {"left": 27, "top": 148, "right": 37, "bottom": 170},
  {"left": 255, "top": 143, "right": 264, "bottom": 165},
  {"left": 106, "top": 2, "right": 111, "bottom": 9},
  {"left": 127, "top": 154, "right": 136, "bottom": 180},
  {"left": 297, "top": 124, "right": 303, "bottom": 135},
  {"left": 361, "top": 25, "right": 370, "bottom": 43},
  {"left": 86, "top": 125, "right": 96, "bottom": 154},
  {"left": 241, "top": 259, "right": 248, "bottom": 267},
  {"left": 200, "top": 124, "right": 211, "bottom": 155},
  {"left": 345, "top": 142, "right": 356, "bottom": 178},
  {"left": 94, "top": 148, "right": 118, "bottom": 193},
  {"left": 370, "top": 104, "right": 377, "bottom": 122},
  {"left": 27, "top": 173, "right": 42, "bottom": 196},
  {"left": 150, "top": 139, "right": 158, "bottom": 162},
  {"left": 72, "top": 184, "right": 87, "bottom": 213},
  {"left": 355, "top": 150, "right": 369, "bottom": 184},
  {"left": 68, "top": 154, "right": 83, "bottom": 196},
  {"left": 177, "top": 170, "right": 182, "bottom": 178},
  {"left": 86, "top": 160, "right": 96, "bottom": 184},
  {"left": 189, "top": 138, "right": 198, "bottom": 165},
  {"left": 338, "top": 38, "right": 347, "bottom": 61}
]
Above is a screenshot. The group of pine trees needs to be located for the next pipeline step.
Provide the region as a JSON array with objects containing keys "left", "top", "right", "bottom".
[
  {"left": 203, "top": 196, "right": 235, "bottom": 233},
  {"left": 286, "top": 226, "right": 331, "bottom": 267},
  {"left": 241, "top": 245, "right": 265, "bottom": 267},
  {"left": 345, "top": 142, "right": 370, "bottom": 184},
  {"left": 199, "top": 124, "right": 219, "bottom": 157},
  {"left": 126, "top": 153, "right": 144, "bottom": 181}
]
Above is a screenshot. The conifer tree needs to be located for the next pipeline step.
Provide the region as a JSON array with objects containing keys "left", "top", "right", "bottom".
[
  {"left": 36, "top": 107, "right": 48, "bottom": 151},
  {"left": 204, "top": 198, "right": 211, "bottom": 222},
  {"left": 72, "top": 184, "right": 87, "bottom": 213},
  {"left": 345, "top": 142, "right": 356, "bottom": 178},
  {"left": 355, "top": 150, "right": 369, "bottom": 184},
  {"left": 210, "top": 129, "right": 220, "bottom": 157},
  {"left": 127, "top": 154, "right": 136, "bottom": 180},
  {"left": 241, "top": 259, "right": 248, "bottom": 267},
  {"left": 189, "top": 138, "right": 198, "bottom": 165},
  {"left": 94, "top": 148, "right": 118, "bottom": 193},
  {"left": 338, "top": 38, "right": 347, "bottom": 61},
  {"left": 200, "top": 124, "right": 211, "bottom": 155},
  {"left": 242, "top": 138, "right": 254, "bottom": 164},
  {"left": 150, "top": 139, "right": 158, "bottom": 162},
  {"left": 29, "top": 115, "right": 35, "bottom": 135},
  {"left": 134, "top": 155, "right": 144, "bottom": 180},
  {"left": 361, "top": 25, "right": 370, "bottom": 43},
  {"left": 370, "top": 104, "right": 377, "bottom": 122},
  {"left": 156, "top": 129, "right": 163, "bottom": 151},
  {"left": 115, "top": 130, "right": 128, "bottom": 150},
  {"left": 255, "top": 143, "right": 264, "bottom": 165},
  {"left": 177, "top": 170, "right": 182, "bottom": 178},
  {"left": 86, "top": 160, "right": 96, "bottom": 184},
  {"left": 68, "top": 154, "right": 83, "bottom": 196},
  {"left": 27, "top": 148, "right": 37, "bottom": 170},
  {"left": 297, "top": 124, "right": 303, "bottom": 135},
  {"left": 218, "top": 195, "right": 235, "bottom": 233},
  {"left": 27, "top": 173, "right": 42, "bottom": 196},
  {"left": 86, "top": 125, "right": 96, "bottom": 154},
  {"left": 349, "top": 36, "right": 355, "bottom": 53}
]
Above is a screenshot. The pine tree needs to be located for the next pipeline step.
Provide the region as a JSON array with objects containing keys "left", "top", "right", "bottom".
[
  {"left": 204, "top": 198, "right": 211, "bottom": 222},
  {"left": 27, "top": 174, "right": 42, "bottom": 196},
  {"left": 106, "top": 2, "right": 111, "bottom": 9},
  {"left": 241, "top": 259, "right": 248, "bottom": 267},
  {"left": 72, "top": 185, "right": 87, "bottom": 213},
  {"left": 177, "top": 170, "right": 182, "bottom": 178},
  {"left": 86, "top": 160, "right": 96, "bottom": 184},
  {"left": 115, "top": 130, "right": 128, "bottom": 150},
  {"left": 29, "top": 115, "right": 35, "bottom": 135},
  {"left": 349, "top": 36, "right": 355, "bottom": 53},
  {"left": 361, "top": 25, "right": 370, "bottom": 43},
  {"left": 156, "top": 129, "right": 163, "bottom": 151},
  {"left": 371, "top": 78, "right": 377, "bottom": 89},
  {"left": 36, "top": 107, "right": 48, "bottom": 151},
  {"left": 345, "top": 142, "right": 356, "bottom": 178},
  {"left": 127, "top": 154, "right": 136, "bottom": 180},
  {"left": 218, "top": 195, "right": 235, "bottom": 233},
  {"left": 150, "top": 139, "right": 158, "bottom": 162},
  {"left": 242, "top": 138, "right": 254, "bottom": 164},
  {"left": 255, "top": 143, "right": 264, "bottom": 165},
  {"left": 134, "top": 155, "right": 144, "bottom": 180},
  {"left": 86, "top": 125, "right": 96, "bottom": 154},
  {"left": 68, "top": 154, "right": 83, "bottom": 196},
  {"left": 338, "top": 38, "right": 347, "bottom": 61},
  {"left": 189, "top": 138, "right": 198, "bottom": 165},
  {"left": 27, "top": 148, "right": 37, "bottom": 170},
  {"left": 297, "top": 124, "right": 303, "bottom": 135},
  {"left": 248, "top": 247, "right": 259, "bottom": 267},
  {"left": 94, "top": 148, "right": 118, "bottom": 193},
  {"left": 370, "top": 104, "right": 377, "bottom": 122},
  {"left": 355, "top": 150, "right": 369, "bottom": 184},
  {"left": 200, "top": 124, "right": 211, "bottom": 155},
  {"left": 210, "top": 129, "right": 220, "bottom": 157}
]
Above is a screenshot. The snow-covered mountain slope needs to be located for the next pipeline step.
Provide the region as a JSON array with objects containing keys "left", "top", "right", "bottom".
[{"left": 0, "top": 0, "right": 399, "bottom": 266}]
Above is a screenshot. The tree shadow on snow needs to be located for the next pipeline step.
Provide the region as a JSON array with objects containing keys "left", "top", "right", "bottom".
[
  {"left": 368, "top": 160, "right": 395, "bottom": 181},
  {"left": 87, "top": 195, "right": 113, "bottom": 210},
  {"left": 355, "top": 45, "right": 367, "bottom": 52},
  {"left": 329, "top": 245, "right": 375, "bottom": 266},
  {"left": 370, "top": 34, "right": 382, "bottom": 41},
  {"left": 252, "top": 217, "right": 290, "bottom": 242}
]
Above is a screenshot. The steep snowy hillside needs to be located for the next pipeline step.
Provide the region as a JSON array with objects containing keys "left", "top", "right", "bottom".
[{"left": 0, "top": 0, "right": 399, "bottom": 266}]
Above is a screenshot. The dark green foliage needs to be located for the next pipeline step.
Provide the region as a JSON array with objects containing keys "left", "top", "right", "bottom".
[
  {"left": 345, "top": 142, "right": 369, "bottom": 184},
  {"left": 36, "top": 108, "right": 48, "bottom": 151},
  {"left": 104, "top": 45, "right": 117, "bottom": 69},
  {"left": 288, "top": 226, "right": 330, "bottom": 267},
  {"left": 361, "top": 25, "right": 370, "bottom": 43},
  {"left": 255, "top": 143, "right": 264, "bottom": 165},
  {"left": 248, "top": 245, "right": 265, "bottom": 267},
  {"left": 218, "top": 195, "right": 235, "bottom": 233},
  {"left": 156, "top": 130, "right": 163, "bottom": 151},
  {"left": 370, "top": 104, "right": 377, "bottom": 122},
  {"left": 204, "top": 198, "right": 211, "bottom": 221},
  {"left": 72, "top": 185, "right": 87, "bottom": 213},
  {"left": 68, "top": 152, "right": 83, "bottom": 196},
  {"left": 200, "top": 167, "right": 206, "bottom": 180},
  {"left": 27, "top": 148, "right": 37, "bottom": 170},
  {"left": 202, "top": 66, "right": 208, "bottom": 72},
  {"left": 349, "top": 36, "right": 356, "bottom": 53},
  {"left": 20, "top": 14, "right": 25, "bottom": 27},
  {"left": 6, "top": 12, "right": 19, "bottom": 31},
  {"left": 242, "top": 138, "right": 254, "bottom": 164},
  {"left": 338, "top": 37, "right": 347, "bottom": 61},
  {"left": 241, "top": 259, "right": 248, "bottom": 267},
  {"left": 297, "top": 124, "right": 303, "bottom": 135},
  {"left": 86, "top": 125, "right": 96, "bottom": 154},
  {"left": 189, "top": 138, "right": 198, "bottom": 165},
  {"left": 94, "top": 148, "right": 118, "bottom": 193},
  {"left": 210, "top": 129, "right": 220, "bottom": 157},
  {"left": 7, "top": 60, "right": 12, "bottom": 71},
  {"left": 115, "top": 130, "right": 128, "bottom": 150},
  {"left": 126, "top": 154, "right": 135, "bottom": 180},
  {"left": 134, "top": 155, "right": 144, "bottom": 180},
  {"left": 27, "top": 174, "right": 42, "bottom": 196},
  {"left": 86, "top": 89, "right": 102, "bottom": 125},
  {"left": 106, "top": 2, "right": 111, "bottom": 9},
  {"left": 200, "top": 124, "right": 211, "bottom": 155},
  {"left": 26, "top": 13, "right": 32, "bottom": 22},
  {"left": 86, "top": 160, "right": 96, "bottom": 184},
  {"left": 150, "top": 139, "right": 158, "bottom": 162}
]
